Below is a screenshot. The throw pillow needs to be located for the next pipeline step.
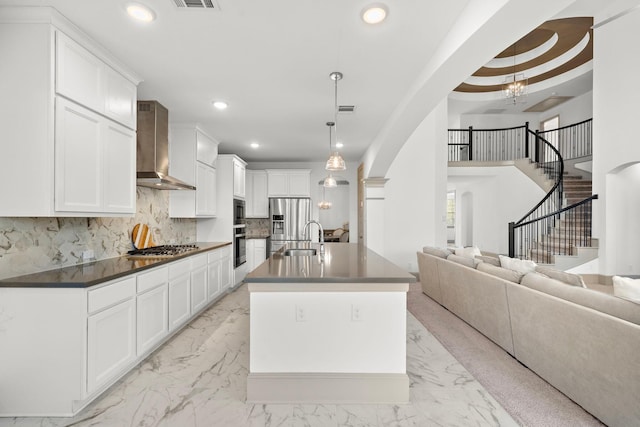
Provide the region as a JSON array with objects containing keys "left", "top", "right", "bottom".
[
  {"left": 447, "top": 253, "right": 479, "bottom": 269},
  {"left": 475, "top": 255, "right": 500, "bottom": 267},
  {"left": 612, "top": 276, "right": 640, "bottom": 304},
  {"left": 499, "top": 255, "right": 537, "bottom": 274},
  {"left": 535, "top": 266, "right": 586, "bottom": 288},
  {"left": 477, "top": 262, "right": 524, "bottom": 283},
  {"left": 454, "top": 246, "right": 482, "bottom": 259},
  {"left": 423, "top": 246, "right": 452, "bottom": 259}
]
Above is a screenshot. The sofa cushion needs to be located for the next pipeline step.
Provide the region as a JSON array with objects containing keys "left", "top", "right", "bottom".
[
  {"left": 535, "top": 266, "right": 586, "bottom": 288},
  {"left": 447, "top": 253, "right": 480, "bottom": 269},
  {"left": 478, "top": 262, "right": 524, "bottom": 283},
  {"left": 423, "top": 246, "right": 451, "bottom": 259},
  {"left": 613, "top": 276, "right": 640, "bottom": 304},
  {"left": 499, "top": 255, "right": 537, "bottom": 274},
  {"left": 475, "top": 255, "right": 501, "bottom": 267},
  {"left": 455, "top": 246, "right": 482, "bottom": 259},
  {"left": 521, "top": 272, "right": 640, "bottom": 325}
]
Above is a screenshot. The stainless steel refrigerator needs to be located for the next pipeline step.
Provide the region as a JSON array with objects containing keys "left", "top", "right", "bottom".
[{"left": 269, "top": 198, "right": 311, "bottom": 255}]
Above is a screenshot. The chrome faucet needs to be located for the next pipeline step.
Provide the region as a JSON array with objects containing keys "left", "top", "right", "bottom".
[{"left": 303, "top": 220, "right": 325, "bottom": 256}]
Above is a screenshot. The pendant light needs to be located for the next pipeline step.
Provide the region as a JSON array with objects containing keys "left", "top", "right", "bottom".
[
  {"left": 326, "top": 71, "right": 346, "bottom": 172},
  {"left": 503, "top": 42, "right": 528, "bottom": 105},
  {"left": 324, "top": 122, "right": 338, "bottom": 188}
]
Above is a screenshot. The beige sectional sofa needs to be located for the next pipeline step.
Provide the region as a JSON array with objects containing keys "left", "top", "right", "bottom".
[{"left": 416, "top": 249, "right": 640, "bottom": 427}]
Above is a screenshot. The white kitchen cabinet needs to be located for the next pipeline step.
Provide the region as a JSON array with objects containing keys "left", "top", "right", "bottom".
[
  {"left": 168, "top": 260, "right": 191, "bottom": 332},
  {"left": 136, "top": 268, "right": 169, "bottom": 356},
  {"left": 190, "top": 254, "right": 209, "bottom": 314},
  {"left": 233, "top": 157, "right": 247, "bottom": 199},
  {"left": 247, "top": 238, "right": 267, "bottom": 271},
  {"left": 170, "top": 125, "right": 219, "bottom": 218},
  {"left": 0, "top": 9, "right": 140, "bottom": 217},
  {"left": 86, "top": 277, "right": 136, "bottom": 395},
  {"left": 266, "top": 169, "right": 311, "bottom": 197},
  {"left": 220, "top": 246, "right": 233, "bottom": 292},
  {"left": 246, "top": 170, "right": 269, "bottom": 218},
  {"left": 55, "top": 97, "right": 136, "bottom": 215},
  {"left": 207, "top": 254, "right": 221, "bottom": 301}
]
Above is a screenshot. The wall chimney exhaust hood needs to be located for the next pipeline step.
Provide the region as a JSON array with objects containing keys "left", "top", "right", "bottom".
[{"left": 136, "top": 100, "right": 196, "bottom": 190}]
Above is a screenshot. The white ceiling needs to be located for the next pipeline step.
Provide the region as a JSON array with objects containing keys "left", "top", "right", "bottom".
[
  {"left": 0, "top": 0, "right": 473, "bottom": 162},
  {"left": 1, "top": 0, "right": 608, "bottom": 163}
]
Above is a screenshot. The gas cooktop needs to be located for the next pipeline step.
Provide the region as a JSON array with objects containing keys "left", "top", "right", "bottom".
[{"left": 126, "top": 244, "right": 200, "bottom": 259}]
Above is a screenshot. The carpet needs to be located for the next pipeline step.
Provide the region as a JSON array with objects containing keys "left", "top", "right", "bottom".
[{"left": 407, "top": 282, "right": 605, "bottom": 427}]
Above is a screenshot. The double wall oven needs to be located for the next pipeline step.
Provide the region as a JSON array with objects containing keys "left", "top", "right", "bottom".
[{"left": 233, "top": 198, "right": 246, "bottom": 268}]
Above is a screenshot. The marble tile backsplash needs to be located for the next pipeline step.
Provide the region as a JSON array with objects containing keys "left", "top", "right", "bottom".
[
  {"left": 245, "top": 218, "right": 270, "bottom": 237},
  {"left": 0, "top": 187, "right": 196, "bottom": 280}
]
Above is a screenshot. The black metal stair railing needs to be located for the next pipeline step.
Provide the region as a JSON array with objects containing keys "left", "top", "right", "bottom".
[{"left": 447, "top": 119, "right": 596, "bottom": 263}]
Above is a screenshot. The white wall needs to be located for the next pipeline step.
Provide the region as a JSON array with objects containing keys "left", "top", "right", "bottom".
[
  {"left": 247, "top": 161, "right": 358, "bottom": 243},
  {"left": 592, "top": 8, "right": 640, "bottom": 274},
  {"left": 460, "top": 113, "right": 540, "bottom": 130},
  {"left": 383, "top": 99, "right": 448, "bottom": 272},
  {"left": 539, "top": 90, "right": 593, "bottom": 127},
  {"left": 448, "top": 166, "right": 546, "bottom": 254}
]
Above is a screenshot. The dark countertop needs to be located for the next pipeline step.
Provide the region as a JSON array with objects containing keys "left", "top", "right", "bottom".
[
  {"left": 245, "top": 242, "right": 416, "bottom": 285},
  {"left": 0, "top": 242, "right": 231, "bottom": 289}
]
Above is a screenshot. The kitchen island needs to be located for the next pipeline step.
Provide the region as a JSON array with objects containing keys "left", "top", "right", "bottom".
[{"left": 244, "top": 242, "right": 415, "bottom": 404}]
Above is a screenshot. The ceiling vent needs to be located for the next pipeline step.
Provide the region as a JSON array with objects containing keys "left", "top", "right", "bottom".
[
  {"left": 338, "top": 105, "right": 356, "bottom": 114},
  {"left": 172, "top": 0, "right": 220, "bottom": 9}
]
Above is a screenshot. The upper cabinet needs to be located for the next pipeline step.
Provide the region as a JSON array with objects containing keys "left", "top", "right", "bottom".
[
  {"left": 169, "top": 125, "right": 219, "bottom": 218},
  {"left": 0, "top": 7, "right": 141, "bottom": 217},
  {"left": 266, "top": 169, "right": 311, "bottom": 197},
  {"left": 246, "top": 170, "right": 268, "bottom": 218},
  {"left": 233, "top": 158, "right": 246, "bottom": 199}
]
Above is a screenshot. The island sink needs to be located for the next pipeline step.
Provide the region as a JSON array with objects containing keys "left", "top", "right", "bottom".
[{"left": 283, "top": 248, "right": 317, "bottom": 256}]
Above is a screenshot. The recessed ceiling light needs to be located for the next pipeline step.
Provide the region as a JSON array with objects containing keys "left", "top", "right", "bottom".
[
  {"left": 250, "top": 142, "right": 260, "bottom": 149},
  {"left": 336, "top": 142, "right": 344, "bottom": 148},
  {"left": 126, "top": 2, "right": 156, "bottom": 22},
  {"left": 362, "top": 4, "right": 388, "bottom": 24},
  {"left": 212, "top": 101, "right": 228, "bottom": 110}
]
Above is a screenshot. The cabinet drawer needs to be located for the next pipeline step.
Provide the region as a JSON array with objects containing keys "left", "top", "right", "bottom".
[
  {"left": 88, "top": 277, "right": 135, "bottom": 314},
  {"left": 219, "top": 245, "right": 231, "bottom": 258},
  {"left": 137, "top": 267, "right": 168, "bottom": 294},
  {"left": 169, "top": 258, "right": 191, "bottom": 280},
  {"left": 191, "top": 253, "right": 207, "bottom": 269}
]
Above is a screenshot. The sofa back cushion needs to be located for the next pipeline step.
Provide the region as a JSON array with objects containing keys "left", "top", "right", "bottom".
[
  {"left": 499, "top": 255, "right": 537, "bottom": 274},
  {"left": 423, "top": 246, "right": 451, "bottom": 259},
  {"left": 475, "top": 255, "right": 500, "bottom": 267},
  {"left": 447, "top": 253, "right": 479, "bottom": 269},
  {"left": 455, "top": 246, "right": 482, "bottom": 259},
  {"left": 535, "top": 266, "right": 586, "bottom": 287},
  {"left": 612, "top": 276, "right": 640, "bottom": 304},
  {"left": 478, "top": 262, "right": 524, "bottom": 283},
  {"left": 521, "top": 272, "right": 640, "bottom": 326}
]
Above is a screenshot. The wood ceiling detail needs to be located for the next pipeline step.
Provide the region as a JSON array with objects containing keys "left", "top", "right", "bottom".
[{"left": 455, "top": 17, "right": 593, "bottom": 93}]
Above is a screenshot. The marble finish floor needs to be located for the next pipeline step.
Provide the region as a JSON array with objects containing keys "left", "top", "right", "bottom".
[{"left": 0, "top": 284, "right": 517, "bottom": 427}]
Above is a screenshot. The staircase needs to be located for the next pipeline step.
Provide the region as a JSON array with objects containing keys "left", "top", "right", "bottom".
[{"left": 529, "top": 173, "right": 598, "bottom": 267}]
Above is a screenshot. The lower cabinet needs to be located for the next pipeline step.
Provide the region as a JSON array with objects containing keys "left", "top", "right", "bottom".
[
  {"left": 220, "top": 247, "right": 232, "bottom": 292},
  {"left": 86, "top": 296, "right": 136, "bottom": 394},
  {"left": 247, "top": 238, "right": 267, "bottom": 271},
  {"left": 136, "top": 266, "right": 169, "bottom": 356},
  {"left": 207, "top": 255, "right": 221, "bottom": 302},
  {"left": 168, "top": 259, "right": 191, "bottom": 332},
  {"left": 190, "top": 254, "right": 208, "bottom": 313}
]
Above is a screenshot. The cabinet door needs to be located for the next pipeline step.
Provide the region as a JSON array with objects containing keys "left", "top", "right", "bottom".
[
  {"left": 254, "top": 239, "right": 267, "bottom": 266},
  {"left": 288, "top": 172, "right": 311, "bottom": 197},
  {"left": 246, "top": 240, "right": 256, "bottom": 271},
  {"left": 196, "top": 130, "right": 218, "bottom": 166},
  {"left": 220, "top": 254, "right": 232, "bottom": 292},
  {"left": 253, "top": 171, "right": 269, "bottom": 217},
  {"left": 137, "top": 284, "right": 169, "bottom": 356},
  {"left": 168, "top": 273, "right": 191, "bottom": 332},
  {"left": 104, "top": 121, "right": 136, "bottom": 214},
  {"left": 104, "top": 67, "right": 136, "bottom": 129},
  {"left": 196, "top": 163, "right": 216, "bottom": 217},
  {"left": 267, "top": 172, "right": 288, "bottom": 197},
  {"left": 55, "top": 97, "right": 102, "bottom": 213},
  {"left": 56, "top": 31, "right": 104, "bottom": 113},
  {"left": 190, "top": 265, "right": 208, "bottom": 313},
  {"left": 87, "top": 298, "right": 135, "bottom": 394},
  {"left": 207, "top": 261, "right": 221, "bottom": 302},
  {"left": 233, "top": 160, "right": 246, "bottom": 198}
]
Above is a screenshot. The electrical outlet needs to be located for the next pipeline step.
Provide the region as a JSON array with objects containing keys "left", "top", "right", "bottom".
[
  {"left": 295, "top": 305, "right": 307, "bottom": 322},
  {"left": 82, "top": 250, "right": 95, "bottom": 261},
  {"left": 351, "top": 304, "right": 363, "bottom": 322}
]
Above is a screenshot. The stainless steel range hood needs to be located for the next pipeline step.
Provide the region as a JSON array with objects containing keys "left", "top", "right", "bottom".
[{"left": 136, "top": 100, "right": 196, "bottom": 191}]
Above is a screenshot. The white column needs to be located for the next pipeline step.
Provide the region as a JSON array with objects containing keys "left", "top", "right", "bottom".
[{"left": 363, "top": 177, "right": 388, "bottom": 256}]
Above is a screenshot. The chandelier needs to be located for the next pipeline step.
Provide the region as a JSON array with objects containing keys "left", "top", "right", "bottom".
[
  {"left": 318, "top": 184, "right": 332, "bottom": 209},
  {"left": 503, "top": 43, "right": 528, "bottom": 104},
  {"left": 323, "top": 122, "right": 338, "bottom": 188},
  {"left": 326, "top": 71, "right": 346, "bottom": 171}
]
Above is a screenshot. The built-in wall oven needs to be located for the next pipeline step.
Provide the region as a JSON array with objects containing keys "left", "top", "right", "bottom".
[{"left": 233, "top": 198, "right": 246, "bottom": 267}]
